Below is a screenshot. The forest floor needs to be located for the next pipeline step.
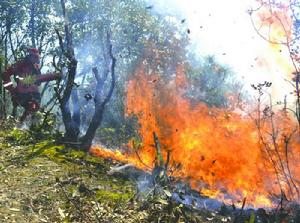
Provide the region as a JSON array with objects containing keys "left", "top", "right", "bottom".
[
  {"left": 0, "top": 133, "right": 142, "bottom": 222},
  {"left": 0, "top": 125, "right": 231, "bottom": 223}
]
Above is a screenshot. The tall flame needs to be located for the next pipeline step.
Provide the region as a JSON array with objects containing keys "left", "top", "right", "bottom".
[
  {"left": 91, "top": 1, "right": 300, "bottom": 208},
  {"left": 92, "top": 64, "right": 300, "bottom": 208}
]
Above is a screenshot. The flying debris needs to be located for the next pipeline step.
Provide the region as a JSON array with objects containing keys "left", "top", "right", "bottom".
[
  {"left": 84, "top": 93, "right": 93, "bottom": 101},
  {"left": 151, "top": 78, "right": 159, "bottom": 83}
]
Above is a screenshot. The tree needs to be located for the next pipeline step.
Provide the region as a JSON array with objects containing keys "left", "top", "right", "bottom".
[
  {"left": 52, "top": 0, "right": 189, "bottom": 149},
  {"left": 185, "top": 56, "right": 242, "bottom": 108},
  {"left": 55, "top": 0, "right": 116, "bottom": 150},
  {"left": 249, "top": 0, "right": 300, "bottom": 202},
  {"left": 0, "top": 0, "right": 238, "bottom": 152}
]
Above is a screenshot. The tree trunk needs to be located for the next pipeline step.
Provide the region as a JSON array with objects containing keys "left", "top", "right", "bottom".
[
  {"left": 80, "top": 104, "right": 105, "bottom": 149},
  {"left": 80, "top": 44, "right": 116, "bottom": 150},
  {"left": 56, "top": 1, "right": 116, "bottom": 150},
  {"left": 57, "top": 0, "right": 79, "bottom": 143},
  {"left": 71, "top": 88, "right": 81, "bottom": 135},
  {"left": 3, "top": 35, "right": 8, "bottom": 118},
  {"left": 30, "top": 0, "right": 36, "bottom": 48},
  {"left": 0, "top": 51, "right": 3, "bottom": 119}
]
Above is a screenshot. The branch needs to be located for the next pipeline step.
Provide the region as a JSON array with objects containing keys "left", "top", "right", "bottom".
[
  {"left": 249, "top": 10, "right": 287, "bottom": 45},
  {"left": 8, "top": 29, "right": 17, "bottom": 61},
  {"left": 55, "top": 29, "right": 65, "bottom": 54},
  {"left": 153, "top": 132, "right": 165, "bottom": 167},
  {"left": 101, "top": 44, "right": 116, "bottom": 106},
  {"left": 92, "top": 67, "right": 101, "bottom": 83}
]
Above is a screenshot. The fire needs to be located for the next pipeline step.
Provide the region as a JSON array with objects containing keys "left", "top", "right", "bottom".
[
  {"left": 90, "top": 1, "right": 300, "bottom": 208},
  {"left": 91, "top": 64, "right": 300, "bottom": 208}
]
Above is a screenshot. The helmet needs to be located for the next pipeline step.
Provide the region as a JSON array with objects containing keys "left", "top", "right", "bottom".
[
  {"left": 28, "top": 48, "right": 40, "bottom": 56},
  {"left": 27, "top": 48, "right": 41, "bottom": 68}
]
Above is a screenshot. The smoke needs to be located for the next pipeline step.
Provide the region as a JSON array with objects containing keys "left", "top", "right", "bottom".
[{"left": 145, "top": 0, "right": 296, "bottom": 102}]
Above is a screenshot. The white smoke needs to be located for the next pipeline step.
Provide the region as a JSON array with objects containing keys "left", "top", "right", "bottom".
[{"left": 145, "top": 0, "right": 295, "bottom": 101}]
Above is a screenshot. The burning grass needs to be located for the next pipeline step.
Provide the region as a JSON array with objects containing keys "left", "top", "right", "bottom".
[
  {"left": 0, "top": 126, "right": 238, "bottom": 223},
  {"left": 91, "top": 64, "right": 300, "bottom": 209}
]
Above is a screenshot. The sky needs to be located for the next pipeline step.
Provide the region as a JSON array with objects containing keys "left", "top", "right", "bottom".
[{"left": 146, "top": 0, "right": 295, "bottom": 102}]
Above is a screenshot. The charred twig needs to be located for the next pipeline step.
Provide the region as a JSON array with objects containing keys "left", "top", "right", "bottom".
[
  {"left": 241, "top": 197, "right": 247, "bottom": 212},
  {"left": 153, "top": 132, "right": 164, "bottom": 167},
  {"left": 165, "top": 150, "right": 171, "bottom": 172},
  {"left": 152, "top": 132, "right": 170, "bottom": 187}
]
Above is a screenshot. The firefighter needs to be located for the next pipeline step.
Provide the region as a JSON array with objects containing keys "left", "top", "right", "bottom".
[{"left": 2, "top": 48, "right": 61, "bottom": 121}]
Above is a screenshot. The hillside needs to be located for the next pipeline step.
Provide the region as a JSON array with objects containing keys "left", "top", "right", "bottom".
[{"left": 0, "top": 125, "right": 231, "bottom": 223}]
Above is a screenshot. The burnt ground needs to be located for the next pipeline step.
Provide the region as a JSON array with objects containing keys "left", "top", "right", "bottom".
[{"left": 0, "top": 127, "right": 232, "bottom": 223}]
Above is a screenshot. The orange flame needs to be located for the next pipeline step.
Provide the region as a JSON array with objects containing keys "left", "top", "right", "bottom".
[
  {"left": 90, "top": 2, "right": 300, "bottom": 208},
  {"left": 91, "top": 64, "right": 300, "bottom": 208}
]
